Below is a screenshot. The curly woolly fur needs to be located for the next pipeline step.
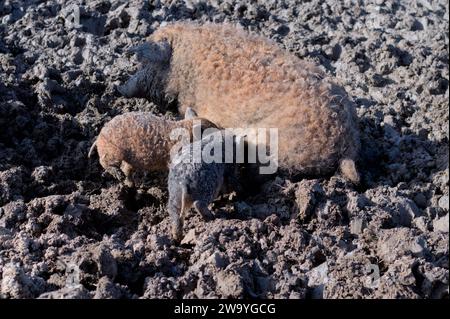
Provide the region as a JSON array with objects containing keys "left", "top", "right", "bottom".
[
  {"left": 120, "top": 22, "right": 361, "bottom": 183},
  {"left": 88, "top": 111, "right": 217, "bottom": 186}
]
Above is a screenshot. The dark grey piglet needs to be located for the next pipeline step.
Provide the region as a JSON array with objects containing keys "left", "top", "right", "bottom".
[{"left": 168, "top": 131, "right": 241, "bottom": 241}]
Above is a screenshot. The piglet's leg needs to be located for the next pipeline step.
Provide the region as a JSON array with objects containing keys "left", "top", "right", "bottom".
[
  {"left": 168, "top": 186, "right": 189, "bottom": 242},
  {"left": 169, "top": 205, "right": 183, "bottom": 242},
  {"left": 193, "top": 200, "right": 214, "bottom": 221},
  {"left": 120, "top": 161, "right": 134, "bottom": 188}
]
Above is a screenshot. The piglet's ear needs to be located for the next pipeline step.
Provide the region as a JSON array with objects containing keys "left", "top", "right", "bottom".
[
  {"left": 128, "top": 40, "right": 172, "bottom": 64},
  {"left": 184, "top": 107, "right": 198, "bottom": 119}
]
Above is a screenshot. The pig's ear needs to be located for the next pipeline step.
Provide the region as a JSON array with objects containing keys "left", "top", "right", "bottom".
[
  {"left": 184, "top": 107, "right": 198, "bottom": 119},
  {"left": 128, "top": 40, "right": 172, "bottom": 64}
]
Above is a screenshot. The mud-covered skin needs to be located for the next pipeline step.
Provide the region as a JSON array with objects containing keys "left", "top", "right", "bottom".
[
  {"left": 0, "top": 0, "right": 448, "bottom": 299},
  {"left": 168, "top": 132, "right": 239, "bottom": 241}
]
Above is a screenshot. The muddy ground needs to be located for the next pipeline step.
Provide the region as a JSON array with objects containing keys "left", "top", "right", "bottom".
[{"left": 0, "top": 0, "right": 448, "bottom": 299}]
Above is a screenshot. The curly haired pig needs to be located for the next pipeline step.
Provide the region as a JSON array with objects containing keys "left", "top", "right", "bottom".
[
  {"left": 168, "top": 131, "right": 240, "bottom": 241},
  {"left": 88, "top": 108, "right": 217, "bottom": 187},
  {"left": 119, "top": 22, "right": 360, "bottom": 183}
]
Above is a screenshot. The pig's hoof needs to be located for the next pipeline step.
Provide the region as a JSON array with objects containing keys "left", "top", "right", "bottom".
[{"left": 193, "top": 200, "right": 214, "bottom": 221}]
